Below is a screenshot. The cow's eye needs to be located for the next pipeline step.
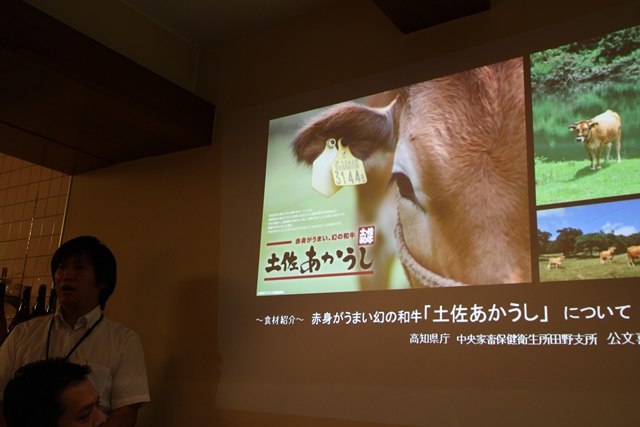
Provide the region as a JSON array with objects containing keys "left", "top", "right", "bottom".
[{"left": 392, "top": 172, "right": 419, "bottom": 206}]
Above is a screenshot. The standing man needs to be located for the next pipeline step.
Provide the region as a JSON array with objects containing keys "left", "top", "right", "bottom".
[
  {"left": 3, "top": 358, "right": 107, "bottom": 427},
  {"left": 0, "top": 236, "right": 150, "bottom": 427}
]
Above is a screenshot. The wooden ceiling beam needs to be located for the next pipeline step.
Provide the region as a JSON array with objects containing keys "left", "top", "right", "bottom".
[
  {"left": 373, "top": 0, "right": 491, "bottom": 34},
  {"left": 0, "top": 0, "right": 215, "bottom": 175}
]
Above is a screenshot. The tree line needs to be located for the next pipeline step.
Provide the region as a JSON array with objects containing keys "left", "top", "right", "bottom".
[
  {"left": 530, "top": 25, "right": 640, "bottom": 93},
  {"left": 538, "top": 228, "right": 640, "bottom": 257}
]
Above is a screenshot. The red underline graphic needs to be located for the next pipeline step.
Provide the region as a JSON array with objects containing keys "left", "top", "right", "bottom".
[
  {"left": 264, "top": 270, "right": 374, "bottom": 281},
  {"left": 266, "top": 240, "right": 293, "bottom": 246}
]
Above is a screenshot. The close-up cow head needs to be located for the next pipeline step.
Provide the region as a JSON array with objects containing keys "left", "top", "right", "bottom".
[
  {"left": 568, "top": 120, "right": 597, "bottom": 143},
  {"left": 292, "top": 58, "right": 532, "bottom": 288}
]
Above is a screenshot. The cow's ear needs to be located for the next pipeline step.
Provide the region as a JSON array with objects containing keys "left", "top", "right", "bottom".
[
  {"left": 589, "top": 121, "right": 599, "bottom": 128},
  {"left": 568, "top": 125, "right": 577, "bottom": 131}
]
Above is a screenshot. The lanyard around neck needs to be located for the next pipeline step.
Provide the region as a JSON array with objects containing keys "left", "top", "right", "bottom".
[{"left": 46, "top": 313, "right": 104, "bottom": 361}]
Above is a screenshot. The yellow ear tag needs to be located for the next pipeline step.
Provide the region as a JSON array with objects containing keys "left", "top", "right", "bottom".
[
  {"left": 331, "top": 138, "right": 367, "bottom": 187},
  {"left": 312, "top": 138, "right": 341, "bottom": 197}
]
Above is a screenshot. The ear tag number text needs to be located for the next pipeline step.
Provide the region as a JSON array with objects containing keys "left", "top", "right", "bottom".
[{"left": 331, "top": 138, "right": 367, "bottom": 187}]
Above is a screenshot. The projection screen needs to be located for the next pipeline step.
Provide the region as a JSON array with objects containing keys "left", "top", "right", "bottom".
[{"left": 217, "top": 9, "right": 640, "bottom": 427}]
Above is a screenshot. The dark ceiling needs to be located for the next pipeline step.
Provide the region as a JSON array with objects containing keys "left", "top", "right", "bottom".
[{"left": 0, "top": 0, "right": 491, "bottom": 175}]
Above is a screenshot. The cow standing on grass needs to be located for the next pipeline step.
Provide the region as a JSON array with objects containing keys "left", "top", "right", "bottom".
[
  {"left": 599, "top": 247, "right": 616, "bottom": 264},
  {"left": 628, "top": 246, "right": 640, "bottom": 266},
  {"left": 292, "top": 58, "right": 531, "bottom": 288},
  {"left": 568, "top": 110, "right": 622, "bottom": 171},
  {"left": 547, "top": 255, "right": 566, "bottom": 270}
]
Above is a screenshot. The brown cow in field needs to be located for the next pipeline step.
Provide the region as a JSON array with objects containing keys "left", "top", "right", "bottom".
[
  {"left": 292, "top": 58, "right": 531, "bottom": 287},
  {"left": 568, "top": 110, "right": 621, "bottom": 171},
  {"left": 547, "top": 255, "right": 566, "bottom": 270},
  {"left": 599, "top": 247, "right": 616, "bottom": 264},
  {"left": 628, "top": 246, "right": 640, "bottom": 266}
]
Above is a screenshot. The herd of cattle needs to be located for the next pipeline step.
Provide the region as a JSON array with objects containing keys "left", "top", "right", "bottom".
[{"left": 547, "top": 246, "right": 640, "bottom": 269}]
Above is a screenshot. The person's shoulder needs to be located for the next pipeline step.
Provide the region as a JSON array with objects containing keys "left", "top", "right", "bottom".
[
  {"left": 100, "top": 316, "right": 146, "bottom": 355},
  {"left": 11, "top": 314, "right": 53, "bottom": 335},
  {"left": 2, "top": 315, "right": 53, "bottom": 350},
  {"left": 102, "top": 316, "right": 141, "bottom": 339}
]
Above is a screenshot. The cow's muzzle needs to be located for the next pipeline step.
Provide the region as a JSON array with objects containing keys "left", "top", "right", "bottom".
[{"left": 395, "top": 220, "right": 465, "bottom": 288}]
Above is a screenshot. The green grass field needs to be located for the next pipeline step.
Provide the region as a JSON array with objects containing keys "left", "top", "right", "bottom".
[
  {"left": 539, "top": 253, "right": 640, "bottom": 282},
  {"left": 535, "top": 157, "right": 640, "bottom": 206}
]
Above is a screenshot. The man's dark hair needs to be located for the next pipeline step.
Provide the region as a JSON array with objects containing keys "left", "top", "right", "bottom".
[
  {"left": 3, "top": 359, "right": 92, "bottom": 427},
  {"left": 51, "top": 236, "right": 117, "bottom": 310}
]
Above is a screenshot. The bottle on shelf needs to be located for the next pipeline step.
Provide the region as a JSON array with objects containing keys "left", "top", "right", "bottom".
[
  {"left": 46, "top": 287, "right": 57, "bottom": 314},
  {"left": 8, "top": 286, "right": 31, "bottom": 333},
  {"left": 30, "top": 284, "right": 47, "bottom": 319},
  {"left": 0, "top": 267, "right": 8, "bottom": 344}
]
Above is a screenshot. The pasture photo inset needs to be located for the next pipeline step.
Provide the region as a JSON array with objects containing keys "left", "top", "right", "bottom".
[
  {"left": 537, "top": 199, "right": 640, "bottom": 282},
  {"left": 531, "top": 24, "right": 640, "bottom": 207}
]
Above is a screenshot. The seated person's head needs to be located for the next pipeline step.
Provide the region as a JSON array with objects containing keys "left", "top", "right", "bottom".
[
  {"left": 50, "top": 236, "right": 117, "bottom": 310},
  {"left": 3, "top": 358, "right": 106, "bottom": 427}
]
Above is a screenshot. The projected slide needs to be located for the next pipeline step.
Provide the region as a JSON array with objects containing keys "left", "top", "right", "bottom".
[
  {"left": 219, "top": 16, "right": 640, "bottom": 427},
  {"left": 532, "top": 24, "right": 640, "bottom": 282},
  {"left": 258, "top": 58, "right": 531, "bottom": 295}
]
